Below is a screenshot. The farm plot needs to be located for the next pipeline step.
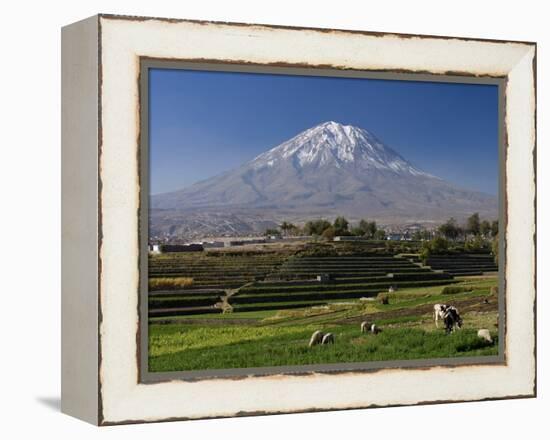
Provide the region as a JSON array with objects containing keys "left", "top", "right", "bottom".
[
  {"left": 228, "top": 254, "right": 456, "bottom": 313},
  {"left": 426, "top": 253, "right": 498, "bottom": 276},
  {"left": 148, "top": 248, "right": 462, "bottom": 318},
  {"left": 148, "top": 275, "right": 499, "bottom": 372},
  {"left": 148, "top": 250, "right": 290, "bottom": 317}
]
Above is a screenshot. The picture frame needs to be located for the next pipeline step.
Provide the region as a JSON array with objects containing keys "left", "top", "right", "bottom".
[{"left": 61, "top": 14, "right": 536, "bottom": 425}]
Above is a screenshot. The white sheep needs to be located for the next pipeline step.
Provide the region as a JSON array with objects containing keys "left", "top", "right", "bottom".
[
  {"left": 309, "top": 330, "right": 325, "bottom": 347},
  {"left": 360, "top": 321, "right": 371, "bottom": 334},
  {"left": 321, "top": 333, "right": 335, "bottom": 345},
  {"left": 477, "top": 329, "right": 493, "bottom": 343},
  {"left": 370, "top": 324, "right": 381, "bottom": 334}
]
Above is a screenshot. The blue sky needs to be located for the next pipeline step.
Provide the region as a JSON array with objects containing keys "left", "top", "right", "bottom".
[{"left": 149, "top": 68, "right": 499, "bottom": 195}]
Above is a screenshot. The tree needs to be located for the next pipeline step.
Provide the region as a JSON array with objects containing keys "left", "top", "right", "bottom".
[
  {"left": 358, "top": 219, "right": 377, "bottom": 238},
  {"left": 430, "top": 236, "right": 449, "bottom": 253},
  {"left": 413, "top": 229, "right": 432, "bottom": 241},
  {"left": 333, "top": 216, "right": 349, "bottom": 235},
  {"left": 420, "top": 236, "right": 449, "bottom": 264},
  {"left": 358, "top": 219, "right": 369, "bottom": 233},
  {"left": 279, "top": 221, "right": 296, "bottom": 236},
  {"left": 264, "top": 228, "right": 280, "bottom": 237},
  {"left": 322, "top": 226, "right": 335, "bottom": 241},
  {"left": 373, "top": 229, "right": 386, "bottom": 240},
  {"left": 438, "top": 218, "right": 461, "bottom": 240},
  {"left": 289, "top": 224, "right": 301, "bottom": 236},
  {"left": 466, "top": 213, "right": 481, "bottom": 236},
  {"left": 480, "top": 220, "right": 491, "bottom": 237},
  {"left": 304, "top": 219, "right": 332, "bottom": 236},
  {"left": 350, "top": 227, "right": 365, "bottom": 236}
]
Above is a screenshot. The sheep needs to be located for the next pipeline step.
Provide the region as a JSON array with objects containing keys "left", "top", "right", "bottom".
[
  {"left": 388, "top": 285, "right": 396, "bottom": 293},
  {"left": 321, "top": 333, "right": 335, "bottom": 345},
  {"left": 477, "top": 329, "right": 493, "bottom": 344},
  {"left": 360, "top": 321, "right": 371, "bottom": 334},
  {"left": 370, "top": 324, "right": 381, "bottom": 334},
  {"left": 308, "top": 330, "right": 324, "bottom": 347}
]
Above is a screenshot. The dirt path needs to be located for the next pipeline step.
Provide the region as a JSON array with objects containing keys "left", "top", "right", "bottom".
[
  {"left": 216, "top": 282, "right": 254, "bottom": 313},
  {"left": 337, "top": 295, "right": 498, "bottom": 324}
]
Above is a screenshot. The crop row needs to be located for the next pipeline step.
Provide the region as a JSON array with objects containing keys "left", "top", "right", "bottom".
[
  {"left": 149, "top": 261, "right": 281, "bottom": 268},
  {"left": 231, "top": 301, "right": 327, "bottom": 312},
  {"left": 231, "top": 279, "right": 456, "bottom": 304},
  {"left": 149, "top": 289, "right": 224, "bottom": 297},
  {"left": 149, "top": 306, "right": 221, "bottom": 317},
  {"left": 427, "top": 261, "right": 497, "bottom": 267},
  {"left": 149, "top": 270, "right": 277, "bottom": 278},
  {"left": 149, "top": 295, "right": 221, "bottom": 309},
  {"left": 240, "top": 275, "right": 452, "bottom": 295},
  {"left": 282, "top": 263, "right": 417, "bottom": 269},
  {"left": 275, "top": 267, "right": 431, "bottom": 275}
]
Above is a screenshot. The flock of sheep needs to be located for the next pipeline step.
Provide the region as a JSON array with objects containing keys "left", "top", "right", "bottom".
[
  {"left": 308, "top": 320, "right": 380, "bottom": 347},
  {"left": 308, "top": 303, "right": 494, "bottom": 348}
]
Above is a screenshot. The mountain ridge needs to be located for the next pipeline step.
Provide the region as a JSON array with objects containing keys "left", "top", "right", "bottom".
[{"left": 150, "top": 121, "right": 497, "bottom": 239}]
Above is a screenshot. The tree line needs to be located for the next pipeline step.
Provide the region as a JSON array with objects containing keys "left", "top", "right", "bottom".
[
  {"left": 265, "top": 212, "right": 498, "bottom": 246},
  {"left": 437, "top": 213, "right": 498, "bottom": 241},
  {"left": 265, "top": 217, "right": 386, "bottom": 240}
]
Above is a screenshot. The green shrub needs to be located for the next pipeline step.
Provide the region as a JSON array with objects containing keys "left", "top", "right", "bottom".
[
  {"left": 296, "top": 244, "right": 338, "bottom": 258},
  {"left": 464, "top": 236, "right": 490, "bottom": 252},
  {"left": 149, "top": 277, "right": 194, "bottom": 291}
]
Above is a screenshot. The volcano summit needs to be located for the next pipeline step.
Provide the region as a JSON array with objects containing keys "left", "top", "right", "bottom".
[{"left": 151, "top": 121, "right": 497, "bottom": 238}]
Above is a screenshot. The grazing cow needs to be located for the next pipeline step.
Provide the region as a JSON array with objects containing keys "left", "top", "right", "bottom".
[
  {"left": 309, "top": 330, "right": 324, "bottom": 347},
  {"left": 433, "top": 304, "right": 448, "bottom": 328},
  {"left": 370, "top": 324, "right": 381, "bottom": 334},
  {"left": 477, "top": 329, "right": 493, "bottom": 343},
  {"left": 360, "top": 321, "right": 371, "bottom": 334},
  {"left": 321, "top": 333, "right": 335, "bottom": 345},
  {"left": 443, "top": 307, "right": 463, "bottom": 334}
]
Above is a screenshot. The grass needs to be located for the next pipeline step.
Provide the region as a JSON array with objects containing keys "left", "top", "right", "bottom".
[
  {"left": 148, "top": 323, "right": 497, "bottom": 372},
  {"left": 149, "top": 277, "right": 194, "bottom": 291},
  {"left": 149, "top": 309, "right": 279, "bottom": 321},
  {"left": 147, "top": 247, "right": 499, "bottom": 372}
]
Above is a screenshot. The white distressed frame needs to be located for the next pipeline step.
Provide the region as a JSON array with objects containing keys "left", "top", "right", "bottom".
[{"left": 63, "top": 14, "right": 537, "bottom": 425}]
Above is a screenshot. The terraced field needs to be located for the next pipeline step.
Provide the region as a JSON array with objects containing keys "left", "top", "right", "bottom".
[
  {"left": 426, "top": 253, "right": 498, "bottom": 276},
  {"left": 149, "top": 274, "right": 499, "bottom": 372},
  {"left": 148, "top": 248, "right": 457, "bottom": 318},
  {"left": 148, "top": 250, "right": 290, "bottom": 317},
  {"left": 148, "top": 242, "right": 499, "bottom": 372},
  {"left": 230, "top": 255, "right": 455, "bottom": 313}
]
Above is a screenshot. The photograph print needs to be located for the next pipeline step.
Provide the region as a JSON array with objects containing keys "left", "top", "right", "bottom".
[{"left": 145, "top": 65, "right": 502, "bottom": 375}]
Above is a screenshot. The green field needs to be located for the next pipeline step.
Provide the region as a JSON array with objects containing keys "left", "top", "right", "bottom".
[
  {"left": 148, "top": 241, "right": 499, "bottom": 372},
  {"left": 149, "top": 324, "right": 497, "bottom": 371}
]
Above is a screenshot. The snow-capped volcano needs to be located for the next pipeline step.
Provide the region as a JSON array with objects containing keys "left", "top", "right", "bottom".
[
  {"left": 251, "top": 121, "right": 433, "bottom": 177},
  {"left": 151, "top": 121, "right": 497, "bottom": 237}
]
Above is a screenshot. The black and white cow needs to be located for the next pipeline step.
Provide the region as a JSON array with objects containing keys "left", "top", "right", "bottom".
[
  {"left": 433, "top": 304, "right": 447, "bottom": 328},
  {"left": 443, "top": 306, "right": 463, "bottom": 334}
]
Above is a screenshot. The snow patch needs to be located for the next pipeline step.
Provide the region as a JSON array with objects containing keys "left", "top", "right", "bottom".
[{"left": 250, "top": 121, "right": 435, "bottom": 178}]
